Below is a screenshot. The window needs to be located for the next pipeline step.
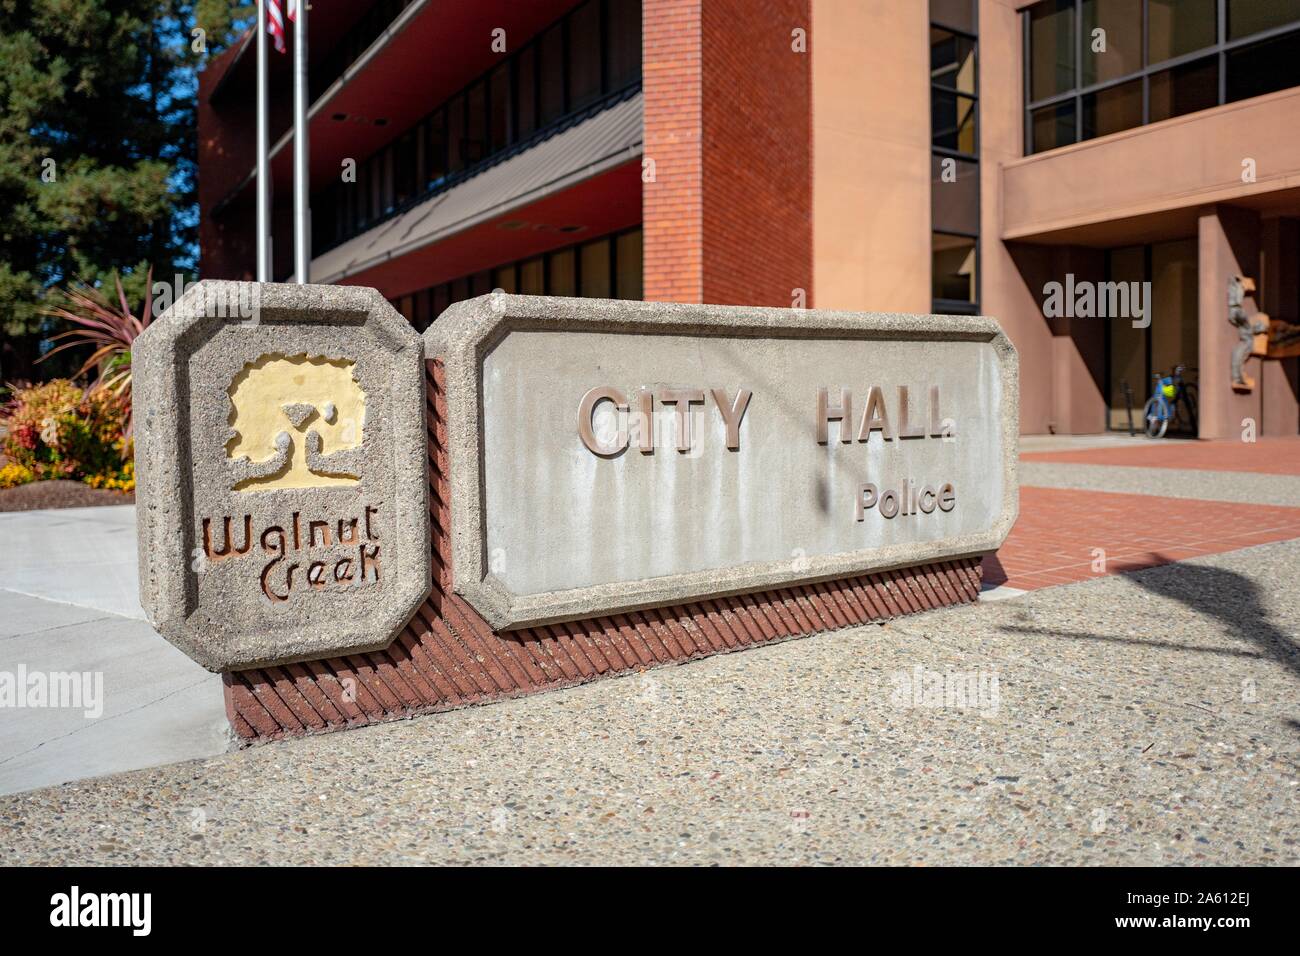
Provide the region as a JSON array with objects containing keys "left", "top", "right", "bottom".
[
  {"left": 516, "top": 45, "right": 538, "bottom": 140},
  {"left": 1031, "top": 99, "right": 1077, "bottom": 151},
  {"left": 539, "top": 24, "right": 565, "bottom": 124},
  {"left": 931, "top": 1, "right": 979, "bottom": 312},
  {"left": 616, "top": 230, "right": 643, "bottom": 299},
  {"left": 313, "top": 0, "right": 644, "bottom": 254},
  {"left": 932, "top": 234, "right": 978, "bottom": 304},
  {"left": 1026, "top": 0, "right": 1300, "bottom": 153},
  {"left": 1030, "top": 0, "right": 1075, "bottom": 101},
  {"left": 581, "top": 238, "right": 612, "bottom": 297},
  {"left": 568, "top": 1, "right": 603, "bottom": 111},
  {"left": 1081, "top": 0, "right": 1142, "bottom": 85},
  {"left": 489, "top": 63, "right": 511, "bottom": 152},
  {"left": 606, "top": 0, "right": 642, "bottom": 89},
  {"left": 1148, "top": 56, "right": 1218, "bottom": 120},
  {"left": 1228, "top": 0, "right": 1300, "bottom": 40},
  {"left": 466, "top": 81, "right": 487, "bottom": 166},
  {"left": 447, "top": 94, "right": 465, "bottom": 173},
  {"left": 1148, "top": 0, "right": 1215, "bottom": 62},
  {"left": 1226, "top": 29, "right": 1300, "bottom": 101},
  {"left": 426, "top": 109, "right": 447, "bottom": 186},
  {"left": 1081, "top": 76, "right": 1142, "bottom": 138},
  {"left": 398, "top": 228, "right": 643, "bottom": 332},
  {"left": 548, "top": 248, "right": 577, "bottom": 296}
]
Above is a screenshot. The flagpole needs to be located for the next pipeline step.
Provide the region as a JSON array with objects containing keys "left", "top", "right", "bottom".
[
  {"left": 255, "top": 0, "right": 271, "bottom": 281},
  {"left": 293, "top": 0, "right": 310, "bottom": 283}
]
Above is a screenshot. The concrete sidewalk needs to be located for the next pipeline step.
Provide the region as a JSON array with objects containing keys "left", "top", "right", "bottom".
[
  {"left": 0, "top": 506, "right": 228, "bottom": 796},
  {"left": 2, "top": 539, "right": 1296, "bottom": 865}
]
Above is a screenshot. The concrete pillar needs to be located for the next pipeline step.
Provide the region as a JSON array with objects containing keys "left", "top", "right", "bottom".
[
  {"left": 1197, "top": 205, "right": 1263, "bottom": 439},
  {"left": 1259, "top": 217, "right": 1300, "bottom": 435}
]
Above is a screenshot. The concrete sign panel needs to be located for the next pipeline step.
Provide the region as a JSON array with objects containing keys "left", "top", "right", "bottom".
[
  {"left": 426, "top": 295, "right": 1018, "bottom": 631},
  {"left": 134, "top": 282, "right": 430, "bottom": 671}
]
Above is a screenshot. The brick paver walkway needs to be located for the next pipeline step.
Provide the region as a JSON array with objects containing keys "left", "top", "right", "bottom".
[
  {"left": 984, "top": 485, "right": 1300, "bottom": 591},
  {"left": 1021, "top": 436, "right": 1300, "bottom": 475}
]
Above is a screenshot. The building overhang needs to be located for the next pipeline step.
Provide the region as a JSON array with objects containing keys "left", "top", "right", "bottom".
[
  {"left": 1001, "top": 87, "right": 1300, "bottom": 246},
  {"left": 314, "top": 93, "right": 645, "bottom": 297}
]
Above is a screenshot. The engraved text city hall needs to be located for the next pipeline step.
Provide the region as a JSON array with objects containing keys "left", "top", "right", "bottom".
[{"left": 578, "top": 382, "right": 960, "bottom": 522}]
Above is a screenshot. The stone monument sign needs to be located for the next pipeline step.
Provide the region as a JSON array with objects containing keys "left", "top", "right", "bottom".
[
  {"left": 133, "top": 281, "right": 430, "bottom": 671},
  {"left": 427, "top": 295, "right": 1018, "bottom": 632}
]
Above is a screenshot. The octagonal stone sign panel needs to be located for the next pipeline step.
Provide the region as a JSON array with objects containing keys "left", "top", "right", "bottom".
[
  {"left": 426, "top": 294, "right": 1019, "bottom": 632},
  {"left": 134, "top": 281, "right": 429, "bottom": 671}
]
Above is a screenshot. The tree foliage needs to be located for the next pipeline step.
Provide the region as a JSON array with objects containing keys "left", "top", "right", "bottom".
[{"left": 0, "top": 0, "right": 248, "bottom": 380}]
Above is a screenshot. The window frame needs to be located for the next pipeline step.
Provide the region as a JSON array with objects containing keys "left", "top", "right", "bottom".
[{"left": 1023, "top": 0, "right": 1300, "bottom": 154}]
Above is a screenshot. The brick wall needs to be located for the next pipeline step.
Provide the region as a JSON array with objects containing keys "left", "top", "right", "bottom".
[
  {"left": 643, "top": 0, "right": 812, "bottom": 306},
  {"left": 643, "top": 0, "right": 706, "bottom": 302}
]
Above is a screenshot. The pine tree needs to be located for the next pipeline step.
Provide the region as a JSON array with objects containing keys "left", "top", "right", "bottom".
[{"left": 0, "top": 1, "right": 247, "bottom": 381}]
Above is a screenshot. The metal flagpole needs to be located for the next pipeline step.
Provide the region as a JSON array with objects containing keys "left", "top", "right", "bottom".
[
  {"left": 292, "top": 0, "right": 310, "bottom": 283},
  {"left": 255, "top": 0, "right": 271, "bottom": 281}
]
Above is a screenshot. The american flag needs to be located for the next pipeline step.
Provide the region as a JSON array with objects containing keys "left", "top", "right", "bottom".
[{"left": 267, "top": 0, "right": 299, "bottom": 54}]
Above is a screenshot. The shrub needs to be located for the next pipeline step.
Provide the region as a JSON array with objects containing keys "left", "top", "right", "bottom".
[
  {"left": 0, "top": 463, "right": 34, "bottom": 489},
  {"left": 1, "top": 379, "right": 133, "bottom": 490}
]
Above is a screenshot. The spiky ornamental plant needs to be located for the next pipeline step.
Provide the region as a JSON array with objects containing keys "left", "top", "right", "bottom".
[{"left": 39, "top": 269, "right": 153, "bottom": 446}]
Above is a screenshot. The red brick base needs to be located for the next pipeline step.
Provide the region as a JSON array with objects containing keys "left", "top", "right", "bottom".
[{"left": 223, "top": 363, "right": 985, "bottom": 743}]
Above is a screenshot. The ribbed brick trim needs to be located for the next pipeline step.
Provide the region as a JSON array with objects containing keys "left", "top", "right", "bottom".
[{"left": 224, "top": 361, "right": 985, "bottom": 742}]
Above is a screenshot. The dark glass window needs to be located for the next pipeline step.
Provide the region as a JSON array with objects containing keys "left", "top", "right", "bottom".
[
  {"left": 606, "top": 0, "right": 642, "bottom": 89},
  {"left": 1227, "top": 29, "right": 1300, "bottom": 100},
  {"left": 932, "top": 89, "right": 977, "bottom": 153},
  {"left": 1027, "top": 1, "right": 1300, "bottom": 154},
  {"left": 426, "top": 109, "right": 447, "bottom": 186},
  {"left": 932, "top": 233, "right": 978, "bottom": 304},
  {"left": 1147, "top": 0, "right": 1216, "bottom": 62},
  {"left": 465, "top": 80, "right": 487, "bottom": 166},
  {"left": 932, "top": 28, "right": 977, "bottom": 94},
  {"left": 515, "top": 45, "right": 538, "bottom": 140},
  {"left": 1082, "top": 76, "right": 1143, "bottom": 138},
  {"left": 432, "top": 284, "right": 450, "bottom": 319},
  {"left": 446, "top": 94, "right": 465, "bottom": 173},
  {"left": 1031, "top": 100, "right": 1078, "bottom": 152},
  {"left": 1149, "top": 55, "right": 1218, "bottom": 120},
  {"left": 311, "top": 0, "right": 645, "bottom": 254},
  {"left": 931, "top": 156, "right": 979, "bottom": 236},
  {"left": 548, "top": 248, "right": 577, "bottom": 296},
  {"left": 616, "top": 230, "right": 643, "bottom": 300},
  {"left": 489, "top": 63, "right": 511, "bottom": 151},
  {"left": 539, "top": 24, "right": 566, "bottom": 124},
  {"left": 580, "top": 238, "right": 612, "bottom": 297},
  {"left": 493, "top": 264, "right": 517, "bottom": 293},
  {"left": 519, "top": 257, "right": 545, "bottom": 294},
  {"left": 568, "top": 1, "right": 603, "bottom": 111},
  {"left": 1228, "top": 0, "right": 1300, "bottom": 39},
  {"left": 394, "top": 130, "right": 416, "bottom": 207},
  {"left": 1081, "top": 0, "right": 1143, "bottom": 85},
  {"left": 1030, "top": 0, "right": 1076, "bottom": 100}
]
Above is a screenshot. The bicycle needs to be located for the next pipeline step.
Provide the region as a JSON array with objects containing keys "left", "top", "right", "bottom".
[{"left": 1143, "top": 365, "right": 1198, "bottom": 438}]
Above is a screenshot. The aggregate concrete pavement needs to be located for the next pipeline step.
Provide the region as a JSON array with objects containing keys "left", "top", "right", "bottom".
[{"left": 3, "top": 539, "right": 1295, "bottom": 865}]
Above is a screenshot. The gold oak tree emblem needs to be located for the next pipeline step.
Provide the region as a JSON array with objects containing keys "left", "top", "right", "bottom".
[{"left": 225, "top": 353, "right": 366, "bottom": 491}]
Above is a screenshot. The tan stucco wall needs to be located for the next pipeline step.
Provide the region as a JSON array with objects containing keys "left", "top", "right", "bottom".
[
  {"left": 980, "top": 0, "right": 1073, "bottom": 434},
  {"left": 1002, "top": 88, "right": 1300, "bottom": 242},
  {"left": 810, "top": 0, "right": 930, "bottom": 313}
]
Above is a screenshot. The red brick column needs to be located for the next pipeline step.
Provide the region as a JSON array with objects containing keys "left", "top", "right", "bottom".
[
  {"left": 643, "top": 0, "right": 811, "bottom": 306},
  {"left": 643, "top": 0, "right": 705, "bottom": 303}
]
